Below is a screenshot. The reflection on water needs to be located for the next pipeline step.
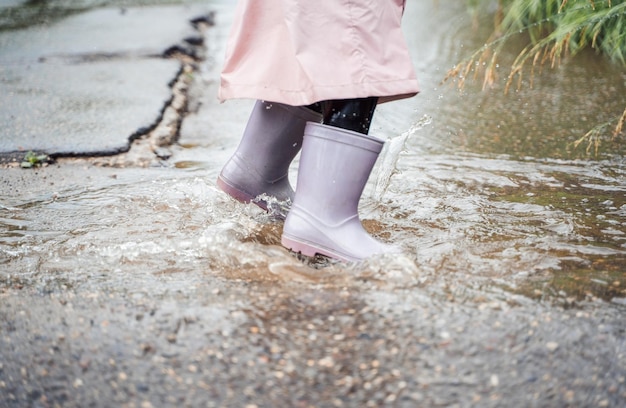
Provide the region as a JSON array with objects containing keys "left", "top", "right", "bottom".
[{"left": 0, "top": 0, "right": 625, "bottom": 304}]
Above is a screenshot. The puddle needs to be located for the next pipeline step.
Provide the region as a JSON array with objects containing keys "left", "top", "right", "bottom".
[{"left": 1, "top": 0, "right": 625, "bottom": 303}]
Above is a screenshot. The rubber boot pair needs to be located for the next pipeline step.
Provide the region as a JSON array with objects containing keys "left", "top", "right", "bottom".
[{"left": 218, "top": 99, "right": 395, "bottom": 262}]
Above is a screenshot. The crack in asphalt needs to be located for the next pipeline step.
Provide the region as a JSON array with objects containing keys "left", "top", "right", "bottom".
[{"left": 0, "top": 11, "right": 214, "bottom": 168}]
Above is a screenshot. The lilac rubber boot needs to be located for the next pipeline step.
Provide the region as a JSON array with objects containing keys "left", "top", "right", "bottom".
[
  {"left": 217, "top": 100, "right": 322, "bottom": 214},
  {"left": 281, "top": 122, "right": 397, "bottom": 262}
]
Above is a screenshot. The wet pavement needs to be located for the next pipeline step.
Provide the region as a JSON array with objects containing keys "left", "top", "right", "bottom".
[
  {"left": 1, "top": 0, "right": 626, "bottom": 407},
  {"left": 0, "top": 1, "right": 209, "bottom": 157}
]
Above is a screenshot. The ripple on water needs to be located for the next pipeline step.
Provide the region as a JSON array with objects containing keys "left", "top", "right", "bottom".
[{"left": 0, "top": 148, "right": 624, "bottom": 301}]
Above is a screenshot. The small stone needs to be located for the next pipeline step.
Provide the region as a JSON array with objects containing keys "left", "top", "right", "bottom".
[
  {"left": 384, "top": 394, "right": 397, "bottom": 403},
  {"left": 154, "top": 147, "right": 172, "bottom": 160},
  {"left": 546, "top": 342, "right": 559, "bottom": 352},
  {"left": 79, "top": 358, "right": 91, "bottom": 371},
  {"left": 141, "top": 343, "right": 155, "bottom": 355},
  {"left": 490, "top": 375, "right": 499, "bottom": 387},
  {"left": 318, "top": 356, "right": 334, "bottom": 368}
]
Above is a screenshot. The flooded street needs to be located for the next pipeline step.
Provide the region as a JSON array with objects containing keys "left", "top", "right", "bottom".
[{"left": 1, "top": 0, "right": 625, "bottom": 407}]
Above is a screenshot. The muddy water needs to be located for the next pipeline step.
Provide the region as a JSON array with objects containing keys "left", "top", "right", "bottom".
[
  {"left": 1, "top": 1, "right": 626, "bottom": 406},
  {"left": 1, "top": 0, "right": 625, "bottom": 300}
]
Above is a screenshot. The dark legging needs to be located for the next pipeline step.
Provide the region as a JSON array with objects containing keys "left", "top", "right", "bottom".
[{"left": 306, "top": 97, "right": 378, "bottom": 135}]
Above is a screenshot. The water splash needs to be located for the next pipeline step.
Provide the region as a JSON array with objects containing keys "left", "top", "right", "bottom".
[
  {"left": 373, "top": 114, "right": 432, "bottom": 202},
  {"left": 253, "top": 193, "right": 292, "bottom": 220}
]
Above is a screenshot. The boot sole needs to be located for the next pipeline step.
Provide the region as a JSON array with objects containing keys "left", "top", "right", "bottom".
[
  {"left": 281, "top": 235, "right": 356, "bottom": 263},
  {"left": 217, "top": 175, "right": 268, "bottom": 211}
]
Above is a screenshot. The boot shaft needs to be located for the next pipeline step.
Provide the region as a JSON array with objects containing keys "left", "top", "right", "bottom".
[
  {"left": 235, "top": 101, "right": 322, "bottom": 176},
  {"left": 294, "top": 122, "right": 384, "bottom": 223}
]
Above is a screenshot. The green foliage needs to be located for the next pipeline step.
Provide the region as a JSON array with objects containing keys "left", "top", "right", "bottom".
[
  {"left": 20, "top": 151, "right": 50, "bottom": 168},
  {"left": 504, "top": 0, "right": 626, "bottom": 75},
  {"left": 448, "top": 0, "right": 626, "bottom": 149},
  {"left": 456, "top": 0, "right": 626, "bottom": 83}
]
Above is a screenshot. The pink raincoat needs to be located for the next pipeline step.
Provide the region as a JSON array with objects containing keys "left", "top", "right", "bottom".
[{"left": 218, "top": 0, "right": 419, "bottom": 106}]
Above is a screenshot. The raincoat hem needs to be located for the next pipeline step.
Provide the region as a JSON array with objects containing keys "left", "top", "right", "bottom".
[{"left": 218, "top": 79, "right": 420, "bottom": 106}]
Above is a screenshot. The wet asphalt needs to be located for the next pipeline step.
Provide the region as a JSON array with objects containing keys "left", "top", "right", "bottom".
[
  {"left": 1, "top": 1, "right": 625, "bottom": 407},
  {"left": 0, "top": 1, "right": 210, "bottom": 158}
]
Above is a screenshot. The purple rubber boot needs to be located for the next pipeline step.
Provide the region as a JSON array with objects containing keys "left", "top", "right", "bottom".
[
  {"left": 281, "top": 122, "right": 397, "bottom": 262},
  {"left": 217, "top": 100, "right": 322, "bottom": 214}
]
